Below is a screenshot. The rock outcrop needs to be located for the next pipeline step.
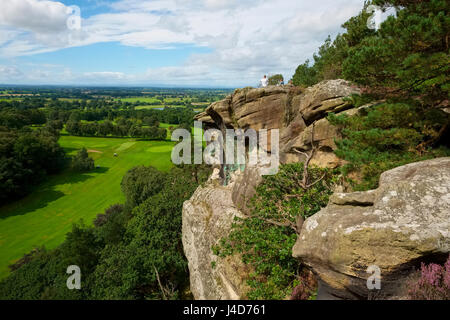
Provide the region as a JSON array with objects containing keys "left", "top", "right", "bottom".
[
  {"left": 195, "top": 80, "right": 360, "bottom": 168},
  {"left": 183, "top": 80, "right": 361, "bottom": 299},
  {"left": 182, "top": 171, "right": 253, "bottom": 299},
  {"left": 292, "top": 157, "right": 450, "bottom": 299},
  {"left": 184, "top": 79, "right": 450, "bottom": 300}
]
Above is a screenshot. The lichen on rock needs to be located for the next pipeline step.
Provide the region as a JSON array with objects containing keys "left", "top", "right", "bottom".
[{"left": 292, "top": 157, "right": 450, "bottom": 299}]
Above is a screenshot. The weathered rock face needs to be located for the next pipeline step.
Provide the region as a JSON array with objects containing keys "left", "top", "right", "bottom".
[
  {"left": 292, "top": 157, "right": 450, "bottom": 299},
  {"left": 195, "top": 80, "right": 360, "bottom": 168},
  {"left": 183, "top": 80, "right": 361, "bottom": 299},
  {"left": 182, "top": 171, "right": 252, "bottom": 300}
]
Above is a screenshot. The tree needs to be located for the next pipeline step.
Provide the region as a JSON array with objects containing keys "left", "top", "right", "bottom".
[
  {"left": 65, "top": 120, "right": 81, "bottom": 135},
  {"left": 72, "top": 148, "right": 94, "bottom": 172},
  {"left": 120, "top": 165, "right": 166, "bottom": 208},
  {"left": 291, "top": 1, "right": 374, "bottom": 87},
  {"left": 291, "top": 60, "right": 317, "bottom": 87},
  {"left": 0, "top": 126, "right": 65, "bottom": 203},
  {"left": 268, "top": 74, "right": 284, "bottom": 85},
  {"left": 343, "top": 0, "right": 449, "bottom": 104}
]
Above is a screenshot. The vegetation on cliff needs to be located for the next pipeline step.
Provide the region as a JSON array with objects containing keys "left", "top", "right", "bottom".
[
  {"left": 293, "top": 0, "right": 449, "bottom": 105},
  {"left": 214, "top": 163, "right": 337, "bottom": 299},
  {"left": 218, "top": 0, "right": 450, "bottom": 299},
  {"left": 292, "top": 0, "right": 450, "bottom": 190},
  {"left": 328, "top": 100, "right": 450, "bottom": 190}
]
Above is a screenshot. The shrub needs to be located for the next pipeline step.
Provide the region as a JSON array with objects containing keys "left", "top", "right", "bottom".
[
  {"left": 93, "top": 203, "right": 124, "bottom": 227},
  {"left": 214, "top": 163, "right": 337, "bottom": 299},
  {"left": 407, "top": 255, "right": 450, "bottom": 300}
]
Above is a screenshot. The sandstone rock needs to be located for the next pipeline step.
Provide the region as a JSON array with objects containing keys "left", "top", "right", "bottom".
[
  {"left": 231, "top": 165, "right": 264, "bottom": 215},
  {"left": 281, "top": 117, "right": 342, "bottom": 167},
  {"left": 183, "top": 80, "right": 363, "bottom": 300},
  {"left": 292, "top": 157, "right": 450, "bottom": 299},
  {"left": 194, "top": 80, "right": 359, "bottom": 168},
  {"left": 296, "top": 79, "right": 359, "bottom": 124},
  {"left": 182, "top": 174, "right": 250, "bottom": 299}
]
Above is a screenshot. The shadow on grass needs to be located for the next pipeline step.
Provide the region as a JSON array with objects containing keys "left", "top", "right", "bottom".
[{"left": 0, "top": 167, "right": 109, "bottom": 220}]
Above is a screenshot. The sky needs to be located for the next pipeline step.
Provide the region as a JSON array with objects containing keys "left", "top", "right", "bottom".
[{"left": 0, "top": 0, "right": 367, "bottom": 87}]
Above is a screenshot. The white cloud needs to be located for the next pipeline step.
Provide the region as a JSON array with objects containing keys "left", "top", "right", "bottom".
[
  {"left": 0, "top": 0, "right": 367, "bottom": 86},
  {"left": 0, "top": 65, "right": 24, "bottom": 82},
  {"left": 0, "top": 0, "right": 69, "bottom": 34}
]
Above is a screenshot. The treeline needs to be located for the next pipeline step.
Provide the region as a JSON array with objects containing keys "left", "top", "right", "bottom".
[
  {"left": 0, "top": 101, "right": 195, "bottom": 128},
  {"left": 65, "top": 120, "right": 167, "bottom": 140},
  {"left": 1, "top": 99, "right": 198, "bottom": 125},
  {"left": 0, "top": 164, "right": 211, "bottom": 299},
  {"left": 1, "top": 103, "right": 196, "bottom": 136},
  {"left": 0, "top": 125, "right": 66, "bottom": 203}
]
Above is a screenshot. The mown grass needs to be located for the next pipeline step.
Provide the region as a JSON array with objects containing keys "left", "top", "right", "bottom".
[{"left": 0, "top": 135, "right": 175, "bottom": 279}]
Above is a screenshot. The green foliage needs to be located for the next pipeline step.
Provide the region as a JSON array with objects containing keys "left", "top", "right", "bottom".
[
  {"left": 291, "top": 60, "right": 317, "bottom": 87},
  {"left": 328, "top": 102, "right": 450, "bottom": 190},
  {"left": 292, "top": 0, "right": 449, "bottom": 106},
  {"left": 71, "top": 148, "right": 94, "bottom": 172},
  {"left": 214, "top": 163, "right": 336, "bottom": 299},
  {"left": 0, "top": 136, "right": 174, "bottom": 279},
  {"left": 120, "top": 165, "right": 167, "bottom": 208},
  {"left": 343, "top": 0, "right": 449, "bottom": 103},
  {"left": 0, "top": 222, "right": 103, "bottom": 300},
  {"left": 291, "top": 5, "right": 374, "bottom": 86},
  {"left": 268, "top": 74, "right": 284, "bottom": 86},
  {"left": 0, "top": 126, "right": 65, "bottom": 203},
  {"left": 90, "top": 166, "right": 205, "bottom": 299},
  {"left": 0, "top": 164, "right": 211, "bottom": 300}
]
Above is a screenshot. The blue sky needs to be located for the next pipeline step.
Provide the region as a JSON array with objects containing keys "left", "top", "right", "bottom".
[{"left": 0, "top": 0, "right": 367, "bottom": 87}]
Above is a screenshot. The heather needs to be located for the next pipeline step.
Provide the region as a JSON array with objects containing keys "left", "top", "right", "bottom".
[{"left": 407, "top": 255, "right": 450, "bottom": 300}]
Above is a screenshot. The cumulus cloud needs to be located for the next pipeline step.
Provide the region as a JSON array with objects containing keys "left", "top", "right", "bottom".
[
  {"left": 0, "top": 0, "right": 367, "bottom": 86},
  {"left": 0, "top": 0, "right": 69, "bottom": 34}
]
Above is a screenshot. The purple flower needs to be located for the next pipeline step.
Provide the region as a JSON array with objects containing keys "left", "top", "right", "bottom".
[{"left": 407, "top": 254, "right": 450, "bottom": 300}]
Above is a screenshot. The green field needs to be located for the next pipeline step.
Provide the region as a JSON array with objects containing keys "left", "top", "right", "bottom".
[
  {"left": 134, "top": 105, "right": 165, "bottom": 110},
  {"left": 0, "top": 135, "right": 175, "bottom": 279},
  {"left": 114, "top": 97, "right": 162, "bottom": 103}
]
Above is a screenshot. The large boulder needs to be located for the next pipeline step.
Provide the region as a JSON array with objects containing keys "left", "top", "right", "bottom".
[{"left": 292, "top": 158, "right": 450, "bottom": 299}]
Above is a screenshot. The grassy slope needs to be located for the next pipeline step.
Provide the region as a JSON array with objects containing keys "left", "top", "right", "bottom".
[{"left": 0, "top": 135, "right": 174, "bottom": 279}]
